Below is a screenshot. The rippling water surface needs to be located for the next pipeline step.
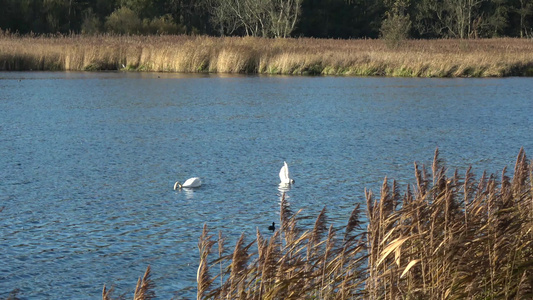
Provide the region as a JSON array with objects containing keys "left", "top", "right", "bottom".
[{"left": 1, "top": 72, "right": 532, "bottom": 299}]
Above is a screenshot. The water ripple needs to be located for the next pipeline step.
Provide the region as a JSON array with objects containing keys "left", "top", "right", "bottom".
[{"left": 1, "top": 73, "right": 532, "bottom": 299}]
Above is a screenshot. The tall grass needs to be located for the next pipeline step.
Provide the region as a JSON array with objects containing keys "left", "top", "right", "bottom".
[
  {"left": 102, "top": 149, "right": 532, "bottom": 298},
  {"left": 185, "top": 148, "right": 532, "bottom": 299},
  {"left": 2, "top": 31, "right": 533, "bottom": 77},
  {"left": 365, "top": 148, "right": 533, "bottom": 299}
]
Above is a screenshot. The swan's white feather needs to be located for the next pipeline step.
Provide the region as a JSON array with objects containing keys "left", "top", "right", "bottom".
[
  {"left": 182, "top": 177, "right": 202, "bottom": 188},
  {"left": 279, "top": 161, "right": 291, "bottom": 184}
]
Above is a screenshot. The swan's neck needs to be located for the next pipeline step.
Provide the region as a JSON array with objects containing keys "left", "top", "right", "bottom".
[{"left": 174, "top": 182, "right": 182, "bottom": 190}]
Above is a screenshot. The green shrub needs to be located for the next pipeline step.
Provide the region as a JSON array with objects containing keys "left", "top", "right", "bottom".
[
  {"left": 105, "top": 6, "right": 141, "bottom": 35},
  {"left": 142, "top": 14, "right": 184, "bottom": 35},
  {"left": 81, "top": 9, "right": 102, "bottom": 35},
  {"left": 380, "top": 0, "right": 411, "bottom": 49}
]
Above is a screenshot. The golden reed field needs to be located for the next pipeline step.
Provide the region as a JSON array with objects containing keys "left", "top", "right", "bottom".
[{"left": 2, "top": 33, "right": 533, "bottom": 77}]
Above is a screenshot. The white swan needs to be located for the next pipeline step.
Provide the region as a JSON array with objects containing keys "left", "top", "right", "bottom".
[
  {"left": 279, "top": 161, "right": 295, "bottom": 185},
  {"left": 174, "top": 177, "right": 202, "bottom": 190}
]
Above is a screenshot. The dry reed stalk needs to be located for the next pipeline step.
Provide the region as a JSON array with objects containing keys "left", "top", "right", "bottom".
[
  {"left": 307, "top": 207, "right": 327, "bottom": 261},
  {"left": 366, "top": 148, "right": 533, "bottom": 300},
  {"left": 257, "top": 229, "right": 281, "bottom": 298},
  {"left": 198, "top": 224, "right": 216, "bottom": 300},
  {"left": 133, "top": 266, "right": 155, "bottom": 300},
  {"left": 102, "top": 285, "right": 113, "bottom": 300},
  {"left": 344, "top": 203, "right": 362, "bottom": 243},
  {"left": 318, "top": 224, "right": 335, "bottom": 298},
  {"left": 198, "top": 187, "right": 368, "bottom": 299},
  {"left": 2, "top": 34, "right": 533, "bottom": 76},
  {"left": 217, "top": 230, "right": 225, "bottom": 289},
  {"left": 227, "top": 233, "right": 255, "bottom": 299}
]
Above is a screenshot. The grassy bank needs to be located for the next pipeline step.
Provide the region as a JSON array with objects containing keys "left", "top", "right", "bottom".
[
  {"left": 104, "top": 149, "right": 533, "bottom": 299},
  {"left": 1, "top": 33, "right": 533, "bottom": 77}
]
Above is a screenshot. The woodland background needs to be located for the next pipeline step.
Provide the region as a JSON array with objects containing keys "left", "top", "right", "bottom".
[{"left": 0, "top": 0, "right": 532, "bottom": 40}]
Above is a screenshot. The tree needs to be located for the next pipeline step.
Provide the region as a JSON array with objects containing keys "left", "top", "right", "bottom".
[
  {"left": 516, "top": 0, "right": 533, "bottom": 37},
  {"left": 203, "top": 0, "right": 242, "bottom": 35},
  {"left": 269, "top": 0, "right": 303, "bottom": 37},
  {"left": 296, "top": 0, "right": 384, "bottom": 39},
  {"left": 413, "top": 0, "right": 446, "bottom": 37},
  {"left": 120, "top": 0, "right": 156, "bottom": 19},
  {"left": 142, "top": 14, "right": 184, "bottom": 34},
  {"left": 484, "top": 0, "right": 509, "bottom": 37},
  {"left": 381, "top": 0, "right": 411, "bottom": 47},
  {"left": 42, "top": 0, "right": 77, "bottom": 32},
  {"left": 81, "top": 8, "right": 102, "bottom": 34},
  {"left": 239, "top": 0, "right": 271, "bottom": 37},
  {"left": 445, "top": 0, "right": 487, "bottom": 38},
  {"left": 1, "top": 0, "right": 533, "bottom": 38},
  {"left": 165, "top": 0, "right": 211, "bottom": 34},
  {"left": 203, "top": 0, "right": 303, "bottom": 37},
  {"left": 94, "top": 0, "right": 120, "bottom": 20},
  {"left": 412, "top": 0, "right": 488, "bottom": 38},
  {"left": 105, "top": 6, "right": 142, "bottom": 34}
]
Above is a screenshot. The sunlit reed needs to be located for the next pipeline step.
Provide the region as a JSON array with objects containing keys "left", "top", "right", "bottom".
[
  {"left": 185, "top": 148, "right": 532, "bottom": 299},
  {"left": 2, "top": 32, "right": 533, "bottom": 77},
  {"left": 102, "top": 148, "right": 532, "bottom": 299}
]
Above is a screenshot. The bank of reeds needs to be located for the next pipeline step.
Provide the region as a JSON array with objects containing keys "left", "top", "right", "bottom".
[
  {"left": 104, "top": 148, "right": 533, "bottom": 299},
  {"left": 1, "top": 31, "right": 533, "bottom": 77},
  {"left": 192, "top": 148, "right": 533, "bottom": 299}
]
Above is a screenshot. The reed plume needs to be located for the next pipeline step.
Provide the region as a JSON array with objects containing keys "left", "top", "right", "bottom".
[
  {"left": 101, "top": 267, "right": 154, "bottom": 300},
  {"left": 133, "top": 266, "right": 155, "bottom": 300},
  {"left": 344, "top": 203, "right": 362, "bottom": 243},
  {"left": 367, "top": 149, "right": 533, "bottom": 299},
  {"left": 197, "top": 224, "right": 216, "bottom": 300},
  {"left": 102, "top": 285, "right": 113, "bottom": 300}
]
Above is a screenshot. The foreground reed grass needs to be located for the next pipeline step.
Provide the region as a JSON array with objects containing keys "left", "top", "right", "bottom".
[
  {"left": 104, "top": 148, "right": 533, "bottom": 299},
  {"left": 193, "top": 148, "right": 532, "bottom": 299},
  {"left": 2, "top": 32, "right": 533, "bottom": 77}
]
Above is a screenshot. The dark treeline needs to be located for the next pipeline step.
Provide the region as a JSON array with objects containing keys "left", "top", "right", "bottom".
[{"left": 0, "top": 0, "right": 532, "bottom": 39}]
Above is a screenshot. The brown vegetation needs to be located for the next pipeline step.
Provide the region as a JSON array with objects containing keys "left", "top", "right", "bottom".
[
  {"left": 104, "top": 266, "right": 155, "bottom": 300},
  {"left": 191, "top": 148, "right": 533, "bottom": 299},
  {"left": 1, "top": 33, "right": 533, "bottom": 77},
  {"left": 104, "top": 148, "right": 533, "bottom": 299}
]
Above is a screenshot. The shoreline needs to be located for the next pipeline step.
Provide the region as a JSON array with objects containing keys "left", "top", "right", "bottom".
[{"left": 1, "top": 35, "right": 533, "bottom": 77}]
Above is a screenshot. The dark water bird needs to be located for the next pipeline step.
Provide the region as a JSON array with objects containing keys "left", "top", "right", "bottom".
[{"left": 268, "top": 222, "right": 275, "bottom": 232}]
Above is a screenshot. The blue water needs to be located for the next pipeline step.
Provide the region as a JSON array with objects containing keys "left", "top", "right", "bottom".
[{"left": 1, "top": 72, "right": 532, "bottom": 299}]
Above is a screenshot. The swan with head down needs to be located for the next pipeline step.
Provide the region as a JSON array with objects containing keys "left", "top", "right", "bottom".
[{"left": 174, "top": 177, "right": 202, "bottom": 190}]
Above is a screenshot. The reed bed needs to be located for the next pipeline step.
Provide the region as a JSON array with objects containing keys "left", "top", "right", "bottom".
[
  {"left": 193, "top": 148, "right": 533, "bottom": 299},
  {"left": 104, "top": 148, "right": 533, "bottom": 299},
  {"left": 2, "top": 33, "right": 533, "bottom": 77}
]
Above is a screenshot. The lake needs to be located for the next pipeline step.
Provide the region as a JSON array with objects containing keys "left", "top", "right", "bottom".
[{"left": 1, "top": 72, "right": 532, "bottom": 299}]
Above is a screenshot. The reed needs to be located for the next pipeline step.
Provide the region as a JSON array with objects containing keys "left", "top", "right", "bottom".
[
  {"left": 2, "top": 32, "right": 533, "bottom": 77},
  {"left": 366, "top": 148, "right": 533, "bottom": 299},
  {"left": 193, "top": 193, "right": 368, "bottom": 299},
  {"left": 103, "top": 266, "right": 155, "bottom": 300},
  {"left": 101, "top": 148, "right": 532, "bottom": 299},
  {"left": 133, "top": 266, "right": 155, "bottom": 300},
  {"left": 187, "top": 148, "right": 532, "bottom": 299}
]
